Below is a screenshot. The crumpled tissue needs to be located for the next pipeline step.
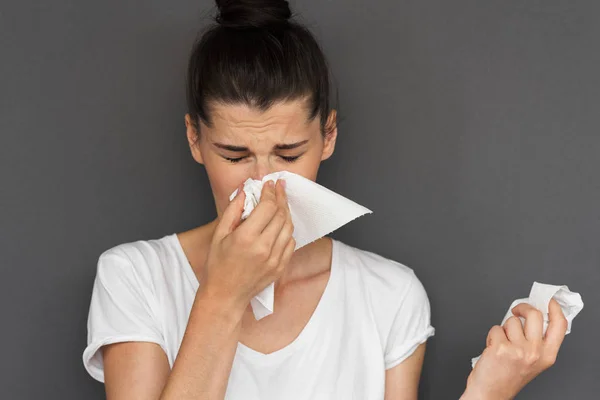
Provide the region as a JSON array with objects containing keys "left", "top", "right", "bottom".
[{"left": 471, "top": 281, "right": 584, "bottom": 368}]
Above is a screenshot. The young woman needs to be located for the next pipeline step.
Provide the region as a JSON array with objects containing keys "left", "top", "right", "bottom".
[{"left": 83, "top": 1, "right": 568, "bottom": 398}]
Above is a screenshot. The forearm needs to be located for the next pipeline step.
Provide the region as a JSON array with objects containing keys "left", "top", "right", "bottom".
[{"left": 160, "top": 286, "right": 245, "bottom": 400}]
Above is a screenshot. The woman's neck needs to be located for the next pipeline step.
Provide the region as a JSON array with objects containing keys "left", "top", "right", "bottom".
[{"left": 177, "top": 219, "right": 332, "bottom": 287}]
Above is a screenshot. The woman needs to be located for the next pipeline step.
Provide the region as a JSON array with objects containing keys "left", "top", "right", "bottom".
[{"left": 83, "top": 1, "right": 568, "bottom": 398}]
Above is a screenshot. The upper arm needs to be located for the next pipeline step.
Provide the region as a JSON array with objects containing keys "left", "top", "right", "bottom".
[
  {"left": 103, "top": 341, "right": 171, "bottom": 400},
  {"left": 382, "top": 269, "right": 434, "bottom": 399},
  {"left": 384, "top": 342, "right": 427, "bottom": 400},
  {"left": 83, "top": 250, "right": 169, "bottom": 395},
  {"left": 383, "top": 270, "right": 434, "bottom": 369}
]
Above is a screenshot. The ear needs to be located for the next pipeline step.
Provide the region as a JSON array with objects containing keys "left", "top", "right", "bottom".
[
  {"left": 320, "top": 109, "right": 338, "bottom": 161},
  {"left": 185, "top": 114, "right": 205, "bottom": 165}
]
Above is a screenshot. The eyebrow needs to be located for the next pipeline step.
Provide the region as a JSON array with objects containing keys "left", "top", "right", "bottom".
[{"left": 212, "top": 139, "right": 309, "bottom": 152}]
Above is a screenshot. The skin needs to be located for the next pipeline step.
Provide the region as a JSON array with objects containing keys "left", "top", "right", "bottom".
[{"left": 101, "top": 98, "right": 568, "bottom": 399}]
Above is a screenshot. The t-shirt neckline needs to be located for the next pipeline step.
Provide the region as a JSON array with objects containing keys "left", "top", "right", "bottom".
[{"left": 168, "top": 232, "right": 340, "bottom": 365}]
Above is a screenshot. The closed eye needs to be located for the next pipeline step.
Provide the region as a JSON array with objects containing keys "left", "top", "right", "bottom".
[
  {"left": 223, "top": 155, "right": 302, "bottom": 163},
  {"left": 280, "top": 155, "right": 301, "bottom": 163},
  {"left": 223, "top": 156, "right": 246, "bottom": 163}
]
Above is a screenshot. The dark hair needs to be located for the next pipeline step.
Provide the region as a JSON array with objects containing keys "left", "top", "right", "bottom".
[{"left": 186, "top": 0, "right": 337, "bottom": 139}]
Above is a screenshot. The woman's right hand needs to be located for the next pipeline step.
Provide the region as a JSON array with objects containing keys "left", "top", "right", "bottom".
[{"left": 200, "top": 179, "right": 296, "bottom": 313}]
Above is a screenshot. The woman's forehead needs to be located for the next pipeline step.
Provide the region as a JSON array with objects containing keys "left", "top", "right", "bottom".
[{"left": 204, "top": 100, "right": 319, "bottom": 140}]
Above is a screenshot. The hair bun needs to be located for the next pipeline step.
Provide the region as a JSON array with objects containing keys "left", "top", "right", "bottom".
[{"left": 215, "top": 0, "right": 292, "bottom": 29}]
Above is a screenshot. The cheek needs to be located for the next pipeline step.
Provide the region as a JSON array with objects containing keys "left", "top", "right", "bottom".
[
  {"left": 203, "top": 152, "right": 243, "bottom": 188},
  {"left": 211, "top": 171, "right": 257, "bottom": 217},
  {"left": 210, "top": 167, "right": 247, "bottom": 199},
  {"left": 290, "top": 153, "right": 321, "bottom": 181}
]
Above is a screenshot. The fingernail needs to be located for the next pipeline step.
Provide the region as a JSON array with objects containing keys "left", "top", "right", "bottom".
[{"left": 280, "top": 179, "right": 286, "bottom": 189}]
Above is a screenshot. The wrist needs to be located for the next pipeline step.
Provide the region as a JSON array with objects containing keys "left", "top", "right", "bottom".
[
  {"left": 460, "top": 388, "right": 486, "bottom": 400},
  {"left": 460, "top": 386, "right": 507, "bottom": 400},
  {"left": 195, "top": 284, "right": 247, "bottom": 325}
]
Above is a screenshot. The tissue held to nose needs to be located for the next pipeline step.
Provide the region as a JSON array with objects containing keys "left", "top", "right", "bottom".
[
  {"left": 239, "top": 178, "right": 273, "bottom": 221},
  {"left": 227, "top": 170, "right": 373, "bottom": 320}
]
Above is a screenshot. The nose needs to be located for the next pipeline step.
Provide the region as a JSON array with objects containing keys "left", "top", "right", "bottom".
[{"left": 250, "top": 158, "right": 274, "bottom": 181}]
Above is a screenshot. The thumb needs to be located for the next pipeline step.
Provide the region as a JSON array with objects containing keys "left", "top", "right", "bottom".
[
  {"left": 215, "top": 183, "right": 246, "bottom": 239},
  {"left": 486, "top": 325, "right": 508, "bottom": 347}
]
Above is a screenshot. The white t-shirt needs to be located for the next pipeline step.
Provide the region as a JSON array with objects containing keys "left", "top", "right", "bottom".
[{"left": 83, "top": 233, "right": 435, "bottom": 399}]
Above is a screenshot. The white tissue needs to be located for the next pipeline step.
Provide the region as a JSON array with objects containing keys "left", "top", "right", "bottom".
[
  {"left": 228, "top": 170, "right": 372, "bottom": 320},
  {"left": 471, "top": 282, "right": 584, "bottom": 368}
]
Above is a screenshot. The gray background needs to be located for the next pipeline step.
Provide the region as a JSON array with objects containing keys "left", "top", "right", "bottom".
[{"left": 1, "top": 0, "right": 598, "bottom": 398}]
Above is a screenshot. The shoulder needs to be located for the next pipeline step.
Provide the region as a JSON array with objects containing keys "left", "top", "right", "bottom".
[
  {"left": 94, "top": 234, "right": 176, "bottom": 287},
  {"left": 333, "top": 239, "right": 433, "bottom": 348},
  {"left": 99, "top": 233, "right": 171, "bottom": 262},
  {"left": 334, "top": 239, "right": 425, "bottom": 305}
]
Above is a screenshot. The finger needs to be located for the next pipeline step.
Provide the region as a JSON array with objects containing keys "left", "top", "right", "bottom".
[
  {"left": 277, "top": 180, "right": 294, "bottom": 238},
  {"left": 277, "top": 178, "right": 291, "bottom": 216},
  {"left": 258, "top": 180, "right": 291, "bottom": 250},
  {"left": 544, "top": 298, "right": 568, "bottom": 355},
  {"left": 511, "top": 303, "right": 544, "bottom": 343},
  {"left": 503, "top": 316, "right": 527, "bottom": 344},
  {"left": 259, "top": 215, "right": 287, "bottom": 253},
  {"left": 239, "top": 180, "right": 278, "bottom": 236},
  {"left": 278, "top": 238, "right": 296, "bottom": 273},
  {"left": 271, "top": 238, "right": 296, "bottom": 283},
  {"left": 215, "top": 183, "right": 246, "bottom": 239},
  {"left": 486, "top": 325, "right": 509, "bottom": 347},
  {"left": 273, "top": 178, "right": 294, "bottom": 241},
  {"left": 269, "top": 218, "right": 295, "bottom": 265},
  {"left": 275, "top": 178, "right": 288, "bottom": 212},
  {"left": 275, "top": 178, "right": 293, "bottom": 230}
]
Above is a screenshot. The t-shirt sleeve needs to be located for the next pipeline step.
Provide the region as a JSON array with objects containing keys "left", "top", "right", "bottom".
[
  {"left": 82, "top": 249, "right": 166, "bottom": 382},
  {"left": 384, "top": 270, "right": 435, "bottom": 370}
]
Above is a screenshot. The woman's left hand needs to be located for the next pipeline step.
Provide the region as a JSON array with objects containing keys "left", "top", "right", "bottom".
[{"left": 460, "top": 298, "right": 568, "bottom": 400}]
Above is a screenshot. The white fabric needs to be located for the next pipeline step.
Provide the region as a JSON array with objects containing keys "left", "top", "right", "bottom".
[
  {"left": 471, "top": 282, "right": 584, "bottom": 368},
  {"left": 83, "top": 234, "right": 435, "bottom": 399},
  {"left": 229, "top": 171, "right": 373, "bottom": 320}
]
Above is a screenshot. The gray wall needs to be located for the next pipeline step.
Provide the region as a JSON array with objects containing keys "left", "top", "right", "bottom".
[{"left": 1, "top": 0, "right": 598, "bottom": 398}]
